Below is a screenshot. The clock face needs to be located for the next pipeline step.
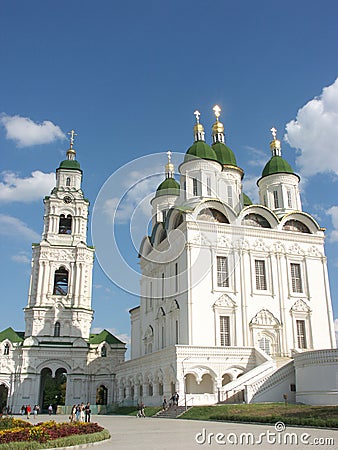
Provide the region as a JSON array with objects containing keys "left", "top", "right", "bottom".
[{"left": 63, "top": 196, "right": 72, "bottom": 204}]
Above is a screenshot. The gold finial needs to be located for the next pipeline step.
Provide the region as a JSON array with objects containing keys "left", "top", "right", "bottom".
[
  {"left": 67, "top": 129, "right": 78, "bottom": 149},
  {"left": 270, "top": 127, "right": 277, "bottom": 141},
  {"left": 194, "top": 110, "right": 201, "bottom": 124},
  {"left": 213, "top": 105, "right": 221, "bottom": 121},
  {"left": 165, "top": 150, "right": 174, "bottom": 178}
]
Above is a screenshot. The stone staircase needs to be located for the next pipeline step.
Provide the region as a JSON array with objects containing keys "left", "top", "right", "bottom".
[{"left": 154, "top": 405, "right": 189, "bottom": 419}]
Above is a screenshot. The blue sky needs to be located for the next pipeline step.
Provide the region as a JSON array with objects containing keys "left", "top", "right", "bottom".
[{"left": 1, "top": 0, "right": 338, "bottom": 347}]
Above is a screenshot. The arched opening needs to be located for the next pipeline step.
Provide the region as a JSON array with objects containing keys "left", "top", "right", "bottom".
[
  {"left": 283, "top": 220, "right": 310, "bottom": 233},
  {"left": 198, "top": 208, "right": 229, "bottom": 223},
  {"left": 40, "top": 367, "right": 67, "bottom": 412},
  {"left": 242, "top": 213, "right": 271, "bottom": 228},
  {"left": 66, "top": 177, "right": 71, "bottom": 187},
  {"left": 173, "top": 213, "right": 183, "bottom": 229},
  {"left": 54, "top": 322, "right": 61, "bottom": 337},
  {"left": 53, "top": 267, "right": 69, "bottom": 295},
  {"left": 186, "top": 373, "right": 213, "bottom": 394},
  {"left": 3, "top": 343, "right": 10, "bottom": 355},
  {"left": 59, "top": 214, "right": 72, "bottom": 234},
  {"left": 0, "top": 384, "right": 8, "bottom": 411},
  {"left": 101, "top": 345, "right": 107, "bottom": 357},
  {"left": 222, "top": 374, "right": 232, "bottom": 386},
  {"left": 96, "top": 385, "right": 108, "bottom": 405},
  {"left": 148, "top": 383, "right": 153, "bottom": 396}
]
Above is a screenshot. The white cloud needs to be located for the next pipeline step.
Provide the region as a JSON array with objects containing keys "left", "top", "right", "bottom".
[
  {"left": 244, "top": 145, "right": 267, "bottom": 168},
  {"left": 327, "top": 206, "right": 338, "bottom": 242},
  {"left": 11, "top": 252, "right": 30, "bottom": 264},
  {"left": 0, "top": 113, "right": 66, "bottom": 147},
  {"left": 0, "top": 171, "right": 55, "bottom": 203},
  {"left": 285, "top": 78, "right": 338, "bottom": 177},
  {"left": 0, "top": 214, "right": 40, "bottom": 241}
]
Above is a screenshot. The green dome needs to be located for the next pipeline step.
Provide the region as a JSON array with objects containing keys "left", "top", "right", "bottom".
[
  {"left": 59, "top": 159, "right": 81, "bottom": 170},
  {"left": 156, "top": 177, "right": 180, "bottom": 197},
  {"left": 184, "top": 140, "right": 218, "bottom": 163},
  {"left": 243, "top": 193, "right": 252, "bottom": 206},
  {"left": 262, "top": 156, "right": 293, "bottom": 177},
  {"left": 212, "top": 142, "right": 237, "bottom": 166}
]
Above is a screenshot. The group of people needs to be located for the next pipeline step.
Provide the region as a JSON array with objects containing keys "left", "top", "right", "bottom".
[
  {"left": 162, "top": 392, "right": 179, "bottom": 410},
  {"left": 20, "top": 404, "right": 40, "bottom": 419},
  {"left": 70, "top": 402, "right": 91, "bottom": 422},
  {"left": 1, "top": 405, "right": 12, "bottom": 416}
]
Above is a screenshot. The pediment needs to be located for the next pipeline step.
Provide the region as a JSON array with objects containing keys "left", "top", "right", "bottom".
[
  {"left": 213, "top": 294, "right": 237, "bottom": 310},
  {"left": 250, "top": 309, "right": 280, "bottom": 326},
  {"left": 290, "top": 299, "right": 311, "bottom": 313}
]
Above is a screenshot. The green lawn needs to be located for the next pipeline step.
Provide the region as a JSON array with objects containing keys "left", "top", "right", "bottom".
[{"left": 180, "top": 403, "right": 338, "bottom": 428}]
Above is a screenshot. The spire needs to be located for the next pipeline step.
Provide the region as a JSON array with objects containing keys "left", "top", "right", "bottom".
[
  {"left": 165, "top": 150, "right": 174, "bottom": 178},
  {"left": 193, "top": 110, "right": 205, "bottom": 142},
  {"left": 212, "top": 104, "right": 225, "bottom": 144},
  {"left": 66, "top": 129, "right": 77, "bottom": 161},
  {"left": 269, "top": 127, "right": 281, "bottom": 156}
]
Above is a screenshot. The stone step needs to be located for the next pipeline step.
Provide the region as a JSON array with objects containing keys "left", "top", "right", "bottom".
[{"left": 154, "top": 406, "right": 189, "bottom": 419}]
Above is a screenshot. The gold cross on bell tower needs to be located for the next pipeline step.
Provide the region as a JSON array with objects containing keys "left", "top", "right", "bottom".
[
  {"left": 67, "top": 129, "right": 78, "bottom": 149},
  {"left": 213, "top": 105, "right": 221, "bottom": 121},
  {"left": 194, "top": 110, "right": 201, "bottom": 123},
  {"left": 270, "top": 127, "right": 277, "bottom": 140}
]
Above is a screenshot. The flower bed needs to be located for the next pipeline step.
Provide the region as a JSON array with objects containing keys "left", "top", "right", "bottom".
[{"left": 0, "top": 418, "right": 104, "bottom": 445}]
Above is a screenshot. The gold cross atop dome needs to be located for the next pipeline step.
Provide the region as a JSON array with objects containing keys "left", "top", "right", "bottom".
[
  {"left": 67, "top": 129, "right": 78, "bottom": 149},
  {"left": 213, "top": 105, "right": 221, "bottom": 121},
  {"left": 166, "top": 150, "right": 172, "bottom": 163},
  {"left": 270, "top": 127, "right": 277, "bottom": 140},
  {"left": 194, "top": 110, "right": 201, "bottom": 124}
]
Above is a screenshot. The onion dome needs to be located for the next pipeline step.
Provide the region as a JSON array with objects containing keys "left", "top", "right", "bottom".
[
  {"left": 211, "top": 105, "right": 237, "bottom": 166},
  {"left": 243, "top": 193, "right": 253, "bottom": 206},
  {"left": 59, "top": 129, "right": 81, "bottom": 170},
  {"left": 156, "top": 151, "right": 180, "bottom": 197},
  {"left": 261, "top": 127, "right": 294, "bottom": 178},
  {"left": 184, "top": 110, "right": 218, "bottom": 163}
]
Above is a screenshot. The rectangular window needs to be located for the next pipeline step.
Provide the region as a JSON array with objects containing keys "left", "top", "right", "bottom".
[
  {"left": 227, "top": 185, "right": 233, "bottom": 207},
  {"left": 291, "top": 263, "right": 303, "bottom": 293},
  {"left": 296, "top": 320, "right": 307, "bottom": 348},
  {"left": 217, "top": 256, "right": 229, "bottom": 287},
  {"left": 175, "top": 320, "right": 179, "bottom": 344},
  {"left": 220, "top": 316, "right": 230, "bottom": 346},
  {"left": 193, "top": 178, "right": 198, "bottom": 196},
  {"left": 255, "top": 259, "right": 267, "bottom": 290},
  {"left": 161, "top": 273, "right": 165, "bottom": 301},
  {"left": 207, "top": 176, "right": 212, "bottom": 196},
  {"left": 149, "top": 282, "right": 153, "bottom": 309},
  {"left": 161, "top": 325, "right": 165, "bottom": 348},
  {"left": 175, "top": 263, "right": 179, "bottom": 293},
  {"left": 287, "top": 189, "right": 292, "bottom": 208},
  {"left": 273, "top": 190, "right": 279, "bottom": 209}
]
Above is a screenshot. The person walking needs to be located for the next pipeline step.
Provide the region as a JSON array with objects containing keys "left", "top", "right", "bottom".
[
  {"left": 26, "top": 404, "right": 31, "bottom": 419},
  {"left": 48, "top": 404, "right": 53, "bottom": 415},
  {"left": 140, "top": 402, "right": 146, "bottom": 417},
  {"left": 84, "top": 402, "right": 91, "bottom": 422},
  {"left": 162, "top": 396, "right": 167, "bottom": 411}
]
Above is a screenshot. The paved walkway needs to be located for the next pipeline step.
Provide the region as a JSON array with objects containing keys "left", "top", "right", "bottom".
[{"left": 34, "top": 414, "right": 337, "bottom": 449}]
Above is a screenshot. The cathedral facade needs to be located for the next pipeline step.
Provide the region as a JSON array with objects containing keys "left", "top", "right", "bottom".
[{"left": 0, "top": 110, "right": 337, "bottom": 412}]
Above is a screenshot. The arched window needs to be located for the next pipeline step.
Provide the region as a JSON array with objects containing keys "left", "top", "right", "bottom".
[
  {"left": 283, "top": 220, "right": 310, "bottom": 233},
  {"left": 198, "top": 208, "right": 229, "bottom": 223},
  {"left": 258, "top": 336, "right": 271, "bottom": 355},
  {"left": 53, "top": 267, "right": 69, "bottom": 295},
  {"left": 101, "top": 345, "right": 107, "bottom": 357},
  {"left": 54, "top": 322, "right": 61, "bottom": 337},
  {"left": 3, "top": 343, "right": 9, "bottom": 356},
  {"left": 66, "top": 177, "right": 71, "bottom": 187},
  {"left": 242, "top": 213, "right": 271, "bottom": 228},
  {"left": 173, "top": 213, "right": 183, "bottom": 229},
  {"left": 59, "top": 214, "right": 72, "bottom": 234}
]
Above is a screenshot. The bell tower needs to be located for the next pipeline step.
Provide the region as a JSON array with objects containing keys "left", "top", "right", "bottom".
[{"left": 24, "top": 131, "right": 94, "bottom": 341}]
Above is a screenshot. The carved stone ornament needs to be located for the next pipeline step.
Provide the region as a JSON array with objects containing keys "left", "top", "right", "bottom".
[
  {"left": 213, "top": 294, "right": 237, "bottom": 310},
  {"left": 250, "top": 309, "right": 280, "bottom": 326},
  {"left": 290, "top": 299, "right": 311, "bottom": 313}
]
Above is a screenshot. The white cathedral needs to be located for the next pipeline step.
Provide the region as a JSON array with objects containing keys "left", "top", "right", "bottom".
[{"left": 0, "top": 109, "right": 337, "bottom": 413}]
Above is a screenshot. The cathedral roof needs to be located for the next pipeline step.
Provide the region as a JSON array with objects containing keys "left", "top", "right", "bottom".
[
  {"left": 212, "top": 142, "right": 237, "bottom": 166},
  {"left": 0, "top": 327, "right": 24, "bottom": 343},
  {"left": 184, "top": 140, "right": 218, "bottom": 163},
  {"left": 58, "top": 159, "right": 81, "bottom": 170},
  {"left": 156, "top": 177, "right": 180, "bottom": 197},
  {"left": 261, "top": 155, "right": 294, "bottom": 177},
  {"left": 89, "top": 329, "right": 125, "bottom": 345}
]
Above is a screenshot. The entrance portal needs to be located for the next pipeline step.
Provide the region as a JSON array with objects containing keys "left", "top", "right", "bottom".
[
  {"left": 40, "top": 368, "right": 67, "bottom": 412},
  {"left": 0, "top": 384, "right": 8, "bottom": 411}
]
